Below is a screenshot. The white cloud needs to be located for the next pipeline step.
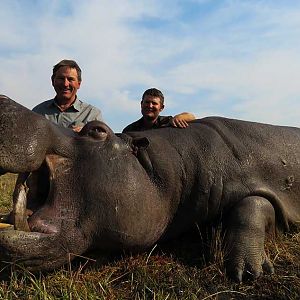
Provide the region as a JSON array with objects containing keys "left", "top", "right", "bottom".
[{"left": 1, "top": 1, "right": 300, "bottom": 131}]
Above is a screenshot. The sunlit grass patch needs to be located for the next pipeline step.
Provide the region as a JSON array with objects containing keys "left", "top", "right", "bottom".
[{"left": 0, "top": 173, "right": 16, "bottom": 213}]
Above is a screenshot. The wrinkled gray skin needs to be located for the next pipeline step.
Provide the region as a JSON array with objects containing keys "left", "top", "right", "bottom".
[{"left": 0, "top": 95, "right": 300, "bottom": 282}]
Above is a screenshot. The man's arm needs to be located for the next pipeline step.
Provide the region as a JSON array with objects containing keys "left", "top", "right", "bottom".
[{"left": 170, "top": 112, "right": 196, "bottom": 128}]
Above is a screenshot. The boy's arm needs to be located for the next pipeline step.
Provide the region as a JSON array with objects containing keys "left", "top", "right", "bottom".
[{"left": 170, "top": 112, "right": 196, "bottom": 128}]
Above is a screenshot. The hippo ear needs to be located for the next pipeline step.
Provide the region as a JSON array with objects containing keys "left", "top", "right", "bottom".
[
  {"left": 131, "top": 137, "right": 150, "bottom": 150},
  {"left": 79, "top": 121, "right": 109, "bottom": 141},
  {"left": 117, "top": 134, "right": 149, "bottom": 152},
  {"left": 130, "top": 137, "right": 153, "bottom": 177}
]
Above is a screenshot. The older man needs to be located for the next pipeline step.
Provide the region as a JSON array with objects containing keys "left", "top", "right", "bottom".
[{"left": 33, "top": 59, "right": 103, "bottom": 132}]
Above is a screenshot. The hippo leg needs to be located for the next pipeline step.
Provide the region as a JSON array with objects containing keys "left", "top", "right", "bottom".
[{"left": 224, "top": 196, "right": 275, "bottom": 282}]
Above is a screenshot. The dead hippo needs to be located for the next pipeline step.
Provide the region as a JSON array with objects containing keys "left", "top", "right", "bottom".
[{"left": 0, "top": 95, "right": 299, "bottom": 282}]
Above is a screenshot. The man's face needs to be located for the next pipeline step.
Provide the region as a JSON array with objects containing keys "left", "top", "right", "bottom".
[
  {"left": 52, "top": 66, "right": 81, "bottom": 104},
  {"left": 141, "top": 95, "right": 164, "bottom": 120}
]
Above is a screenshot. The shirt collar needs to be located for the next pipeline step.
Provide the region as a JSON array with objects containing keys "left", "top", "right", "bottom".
[
  {"left": 51, "top": 96, "right": 81, "bottom": 112},
  {"left": 139, "top": 115, "right": 162, "bottom": 129}
]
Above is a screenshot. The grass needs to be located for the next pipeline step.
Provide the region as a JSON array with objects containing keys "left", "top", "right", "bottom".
[
  {"left": 0, "top": 173, "right": 16, "bottom": 214},
  {"left": 0, "top": 173, "right": 299, "bottom": 299}
]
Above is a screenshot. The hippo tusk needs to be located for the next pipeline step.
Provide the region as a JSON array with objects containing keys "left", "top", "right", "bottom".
[{"left": 13, "top": 173, "right": 30, "bottom": 232}]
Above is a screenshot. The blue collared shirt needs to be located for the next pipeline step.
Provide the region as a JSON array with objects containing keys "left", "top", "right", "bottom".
[{"left": 32, "top": 97, "right": 103, "bottom": 128}]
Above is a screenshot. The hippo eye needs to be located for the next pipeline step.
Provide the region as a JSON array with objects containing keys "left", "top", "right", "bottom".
[
  {"left": 88, "top": 128, "right": 108, "bottom": 140},
  {"left": 89, "top": 126, "right": 105, "bottom": 133},
  {"left": 79, "top": 121, "right": 110, "bottom": 140}
]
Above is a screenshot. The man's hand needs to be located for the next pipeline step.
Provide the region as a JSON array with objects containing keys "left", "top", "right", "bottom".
[
  {"left": 70, "top": 125, "right": 83, "bottom": 132},
  {"left": 170, "top": 115, "right": 189, "bottom": 128},
  {"left": 170, "top": 112, "right": 196, "bottom": 128}
]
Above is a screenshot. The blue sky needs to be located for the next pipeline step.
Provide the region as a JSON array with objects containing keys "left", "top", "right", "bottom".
[{"left": 1, "top": 0, "right": 300, "bottom": 132}]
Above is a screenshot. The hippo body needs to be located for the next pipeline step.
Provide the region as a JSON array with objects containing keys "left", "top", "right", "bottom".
[{"left": 0, "top": 95, "right": 299, "bottom": 282}]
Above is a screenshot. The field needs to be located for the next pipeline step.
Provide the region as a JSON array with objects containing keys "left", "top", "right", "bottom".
[{"left": 0, "top": 173, "right": 299, "bottom": 299}]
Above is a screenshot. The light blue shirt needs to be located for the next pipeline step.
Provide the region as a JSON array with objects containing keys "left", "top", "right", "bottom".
[{"left": 32, "top": 97, "right": 103, "bottom": 128}]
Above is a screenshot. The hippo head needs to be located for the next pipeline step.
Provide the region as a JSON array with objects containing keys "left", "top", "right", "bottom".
[{"left": 0, "top": 95, "right": 167, "bottom": 271}]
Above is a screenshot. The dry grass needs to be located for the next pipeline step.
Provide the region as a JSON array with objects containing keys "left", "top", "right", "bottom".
[
  {"left": 0, "top": 173, "right": 299, "bottom": 299},
  {"left": 0, "top": 173, "right": 16, "bottom": 214}
]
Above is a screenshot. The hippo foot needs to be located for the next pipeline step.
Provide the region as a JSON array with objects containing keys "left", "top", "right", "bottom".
[
  {"left": 224, "top": 196, "right": 276, "bottom": 282},
  {"left": 225, "top": 249, "right": 275, "bottom": 282}
]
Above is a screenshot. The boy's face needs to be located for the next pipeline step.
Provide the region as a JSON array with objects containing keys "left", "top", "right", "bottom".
[{"left": 141, "top": 95, "right": 164, "bottom": 120}]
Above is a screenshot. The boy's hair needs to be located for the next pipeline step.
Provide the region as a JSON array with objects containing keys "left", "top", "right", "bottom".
[{"left": 142, "top": 88, "right": 164, "bottom": 105}]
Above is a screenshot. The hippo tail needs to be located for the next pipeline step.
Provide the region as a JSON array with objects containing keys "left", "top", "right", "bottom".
[{"left": 249, "top": 187, "right": 290, "bottom": 232}]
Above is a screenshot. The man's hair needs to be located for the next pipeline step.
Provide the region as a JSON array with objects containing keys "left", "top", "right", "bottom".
[
  {"left": 52, "top": 59, "right": 82, "bottom": 81},
  {"left": 142, "top": 88, "right": 165, "bottom": 105}
]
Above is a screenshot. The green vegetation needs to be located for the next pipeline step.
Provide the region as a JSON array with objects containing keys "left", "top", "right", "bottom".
[{"left": 0, "top": 174, "right": 299, "bottom": 299}]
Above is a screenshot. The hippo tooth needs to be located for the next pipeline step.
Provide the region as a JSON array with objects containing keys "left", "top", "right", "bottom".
[{"left": 13, "top": 174, "right": 30, "bottom": 232}]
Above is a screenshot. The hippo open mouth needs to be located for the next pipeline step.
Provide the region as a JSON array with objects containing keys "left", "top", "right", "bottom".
[
  {"left": 11, "top": 157, "right": 55, "bottom": 234},
  {"left": 0, "top": 152, "right": 85, "bottom": 270}
]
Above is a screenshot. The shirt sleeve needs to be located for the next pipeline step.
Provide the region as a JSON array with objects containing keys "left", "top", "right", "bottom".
[
  {"left": 122, "top": 123, "right": 136, "bottom": 133},
  {"left": 158, "top": 116, "right": 173, "bottom": 127}
]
